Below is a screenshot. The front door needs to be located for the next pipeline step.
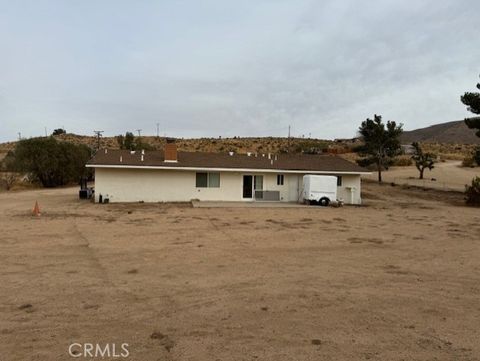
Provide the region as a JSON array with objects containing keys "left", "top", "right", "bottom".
[{"left": 243, "top": 175, "right": 253, "bottom": 198}]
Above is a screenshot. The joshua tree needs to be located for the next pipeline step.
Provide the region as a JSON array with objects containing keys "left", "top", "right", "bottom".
[
  {"left": 461, "top": 75, "right": 480, "bottom": 137},
  {"left": 411, "top": 142, "right": 436, "bottom": 179},
  {"left": 356, "top": 114, "right": 403, "bottom": 182}
]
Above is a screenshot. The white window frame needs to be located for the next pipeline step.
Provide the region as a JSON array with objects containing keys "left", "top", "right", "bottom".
[{"left": 277, "top": 174, "right": 284, "bottom": 186}]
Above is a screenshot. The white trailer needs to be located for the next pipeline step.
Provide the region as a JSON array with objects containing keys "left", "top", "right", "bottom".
[{"left": 302, "top": 175, "right": 338, "bottom": 206}]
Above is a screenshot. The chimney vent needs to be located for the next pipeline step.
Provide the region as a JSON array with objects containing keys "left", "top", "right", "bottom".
[{"left": 164, "top": 138, "right": 178, "bottom": 163}]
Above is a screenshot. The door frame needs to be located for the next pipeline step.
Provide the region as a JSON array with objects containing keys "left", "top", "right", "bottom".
[
  {"left": 242, "top": 175, "right": 253, "bottom": 200},
  {"left": 242, "top": 174, "right": 264, "bottom": 201}
]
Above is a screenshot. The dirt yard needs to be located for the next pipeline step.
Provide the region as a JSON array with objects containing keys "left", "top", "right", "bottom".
[
  {"left": 364, "top": 160, "right": 479, "bottom": 191},
  {"left": 1, "top": 183, "right": 479, "bottom": 361}
]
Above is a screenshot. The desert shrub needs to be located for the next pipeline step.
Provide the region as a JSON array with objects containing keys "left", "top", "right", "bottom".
[
  {"left": 462, "top": 156, "right": 476, "bottom": 168},
  {"left": 392, "top": 156, "right": 412, "bottom": 166},
  {"left": 9, "top": 137, "right": 92, "bottom": 187},
  {"left": 474, "top": 146, "right": 480, "bottom": 165},
  {"left": 0, "top": 172, "right": 19, "bottom": 190},
  {"left": 462, "top": 146, "right": 480, "bottom": 167},
  {"left": 293, "top": 140, "right": 328, "bottom": 154},
  {"left": 465, "top": 177, "right": 480, "bottom": 206}
]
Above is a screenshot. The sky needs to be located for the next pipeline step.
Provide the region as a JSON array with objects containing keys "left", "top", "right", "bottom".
[{"left": 0, "top": 0, "right": 479, "bottom": 142}]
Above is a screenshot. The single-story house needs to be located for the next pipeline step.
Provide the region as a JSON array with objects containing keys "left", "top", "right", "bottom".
[{"left": 86, "top": 140, "right": 369, "bottom": 204}]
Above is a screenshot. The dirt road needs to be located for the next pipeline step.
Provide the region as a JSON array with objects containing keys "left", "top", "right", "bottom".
[{"left": 0, "top": 183, "right": 479, "bottom": 360}]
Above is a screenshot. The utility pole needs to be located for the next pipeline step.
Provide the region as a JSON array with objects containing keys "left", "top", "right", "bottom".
[
  {"left": 287, "top": 125, "right": 291, "bottom": 151},
  {"left": 44, "top": 127, "right": 47, "bottom": 137},
  {"left": 18, "top": 132, "right": 22, "bottom": 140},
  {"left": 136, "top": 129, "right": 142, "bottom": 137},
  {"left": 156, "top": 123, "right": 160, "bottom": 138},
  {"left": 93, "top": 130, "right": 104, "bottom": 150}
]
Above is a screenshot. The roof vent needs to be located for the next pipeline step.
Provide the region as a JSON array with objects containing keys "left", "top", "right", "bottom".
[
  {"left": 271, "top": 159, "right": 274, "bottom": 165},
  {"left": 120, "top": 156, "right": 123, "bottom": 162},
  {"left": 141, "top": 155, "right": 144, "bottom": 162},
  {"left": 268, "top": 153, "right": 271, "bottom": 159},
  {"left": 229, "top": 151, "right": 234, "bottom": 156},
  {"left": 247, "top": 152, "right": 252, "bottom": 156},
  {"left": 141, "top": 149, "right": 145, "bottom": 155},
  {"left": 104, "top": 149, "right": 108, "bottom": 154},
  {"left": 130, "top": 150, "right": 136, "bottom": 155}
]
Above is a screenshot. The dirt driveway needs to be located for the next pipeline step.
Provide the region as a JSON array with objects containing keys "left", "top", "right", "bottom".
[{"left": 0, "top": 183, "right": 479, "bottom": 361}]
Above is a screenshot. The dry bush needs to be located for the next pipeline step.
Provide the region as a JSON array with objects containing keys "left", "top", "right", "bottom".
[
  {"left": 0, "top": 172, "right": 19, "bottom": 190},
  {"left": 462, "top": 156, "right": 476, "bottom": 168},
  {"left": 421, "top": 143, "right": 477, "bottom": 160},
  {"left": 465, "top": 177, "right": 480, "bottom": 206},
  {"left": 392, "top": 156, "right": 413, "bottom": 167}
]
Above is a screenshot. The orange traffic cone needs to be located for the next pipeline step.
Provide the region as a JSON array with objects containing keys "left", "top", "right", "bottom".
[{"left": 32, "top": 201, "right": 41, "bottom": 216}]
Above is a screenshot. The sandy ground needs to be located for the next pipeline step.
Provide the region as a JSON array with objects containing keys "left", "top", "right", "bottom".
[
  {"left": 1, "top": 183, "right": 479, "bottom": 361},
  {"left": 364, "top": 161, "right": 479, "bottom": 191}
]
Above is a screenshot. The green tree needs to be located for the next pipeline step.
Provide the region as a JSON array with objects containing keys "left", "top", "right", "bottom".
[
  {"left": 116, "top": 134, "right": 125, "bottom": 149},
  {"left": 411, "top": 142, "right": 436, "bottom": 179},
  {"left": 52, "top": 128, "right": 66, "bottom": 136},
  {"left": 124, "top": 132, "right": 135, "bottom": 150},
  {"left": 116, "top": 132, "right": 154, "bottom": 151},
  {"left": 461, "top": 75, "right": 480, "bottom": 137},
  {"left": 356, "top": 114, "right": 403, "bottom": 182},
  {"left": 10, "top": 137, "right": 91, "bottom": 187}
]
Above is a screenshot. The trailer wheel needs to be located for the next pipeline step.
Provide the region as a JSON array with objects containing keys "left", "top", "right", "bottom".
[{"left": 319, "top": 197, "right": 330, "bottom": 207}]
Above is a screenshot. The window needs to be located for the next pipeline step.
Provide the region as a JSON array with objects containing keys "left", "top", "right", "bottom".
[
  {"left": 196, "top": 173, "right": 208, "bottom": 187},
  {"left": 277, "top": 174, "right": 284, "bottom": 186},
  {"left": 196, "top": 172, "right": 220, "bottom": 188},
  {"left": 337, "top": 176, "right": 342, "bottom": 186},
  {"left": 208, "top": 172, "right": 220, "bottom": 187},
  {"left": 254, "top": 175, "right": 263, "bottom": 190}
]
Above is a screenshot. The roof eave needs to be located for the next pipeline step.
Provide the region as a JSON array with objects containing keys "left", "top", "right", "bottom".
[{"left": 86, "top": 163, "right": 371, "bottom": 175}]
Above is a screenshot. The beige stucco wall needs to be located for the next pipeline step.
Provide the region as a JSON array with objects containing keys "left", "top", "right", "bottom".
[{"left": 93, "top": 168, "right": 363, "bottom": 204}]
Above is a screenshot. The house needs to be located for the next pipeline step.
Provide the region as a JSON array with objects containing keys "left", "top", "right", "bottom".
[{"left": 86, "top": 139, "right": 369, "bottom": 204}]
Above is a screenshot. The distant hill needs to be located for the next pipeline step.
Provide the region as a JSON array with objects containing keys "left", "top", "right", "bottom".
[
  {"left": 0, "top": 134, "right": 356, "bottom": 160},
  {"left": 401, "top": 119, "right": 480, "bottom": 144}
]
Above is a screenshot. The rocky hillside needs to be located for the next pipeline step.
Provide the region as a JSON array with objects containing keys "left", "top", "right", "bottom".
[
  {"left": 401, "top": 119, "right": 480, "bottom": 145},
  {"left": 0, "top": 134, "right": 356, "bottom": 160}
]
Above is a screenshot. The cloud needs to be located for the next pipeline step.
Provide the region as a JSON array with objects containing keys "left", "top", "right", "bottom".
[{"left": 0, "top": 0, "right": 479, "bottom": 141}]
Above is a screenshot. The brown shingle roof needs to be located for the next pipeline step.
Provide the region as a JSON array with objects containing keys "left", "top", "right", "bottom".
[{"left": 87, "top": 149, "right": 368, "bottom": 173}]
